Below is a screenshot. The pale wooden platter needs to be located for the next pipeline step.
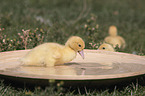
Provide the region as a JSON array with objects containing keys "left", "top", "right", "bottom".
[{"left": 0, "top": 49, "right": 145, "bottom": 80}]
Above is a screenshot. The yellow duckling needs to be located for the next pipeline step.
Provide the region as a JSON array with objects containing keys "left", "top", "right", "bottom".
[
  {"left": 98, "top": 43, "right": 115, "bottom": 52},
  {"left": 20, "top": 36, "right": 85, "bottom": 67},
  {"left": 104, "top": 25, "right": 126, "bottom": 49}
]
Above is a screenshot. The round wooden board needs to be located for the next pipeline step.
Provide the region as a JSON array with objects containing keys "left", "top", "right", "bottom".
[
  {"left": 1, "top": 49, "right": 145, "bottom": 88},
  {"left": 0, "top": 49, "right": 145, "bottom": 81}
]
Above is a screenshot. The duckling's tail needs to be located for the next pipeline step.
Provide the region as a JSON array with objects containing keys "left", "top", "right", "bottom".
[{"left": 18, "top": 57, "right": 26, "bottom": 65}]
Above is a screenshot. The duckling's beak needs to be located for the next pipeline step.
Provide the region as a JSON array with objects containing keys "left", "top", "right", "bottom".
[{"left": 78, "top": 50, "right": 84, "bottom": 59}]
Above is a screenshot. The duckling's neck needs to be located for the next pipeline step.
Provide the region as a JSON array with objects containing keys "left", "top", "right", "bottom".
[
  {"left": 109, "top": 32, "right": 118, "bottom": 37},
  {"left": 61, "top": 46, "right": 77, "bottom": 63}
]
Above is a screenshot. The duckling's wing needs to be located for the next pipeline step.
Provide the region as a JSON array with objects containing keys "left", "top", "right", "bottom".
[{"left": 52, "top": 49, "right": 61, "bottom": 59}]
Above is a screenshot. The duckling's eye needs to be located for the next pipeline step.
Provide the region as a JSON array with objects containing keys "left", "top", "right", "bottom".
[
  {"left": 78, "top": 44, "right": 81, "bottom": 47},
  {"left": 102, "top": 47, "right": 105, "bottom": 49}
]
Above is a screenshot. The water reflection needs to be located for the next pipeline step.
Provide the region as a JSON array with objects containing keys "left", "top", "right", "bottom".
[{"left": 10, "top": 62, "right": 145, "bottom": 76}]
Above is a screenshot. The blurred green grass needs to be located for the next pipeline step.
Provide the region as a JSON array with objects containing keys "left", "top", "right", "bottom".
[
  {"left": 0, "top": 0, "right": 145, "bottom": 95},
  {"left": 0, "top": 0, "right": 145, "bottom": 54}
]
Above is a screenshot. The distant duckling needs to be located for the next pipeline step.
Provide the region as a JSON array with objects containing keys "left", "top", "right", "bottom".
[
  {"left": 20, "top": 36, "right": 85, "bottom": 67},
  {"left": 104, "top": 25, "right": 126, "bottom": 49},
  {"left": 98, "top": 43, "right": 115, "bottom": 52}
]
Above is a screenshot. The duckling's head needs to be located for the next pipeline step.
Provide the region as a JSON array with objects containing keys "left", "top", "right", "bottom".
[
  {"left": 65, "top": 36, "right": 85, "bottom": 59},
  {"left": 98, "top": 43, "right": 115, "bottom": 52},
  {"left": 109, "top": 25, "right": 118, "bottom": 36}
]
